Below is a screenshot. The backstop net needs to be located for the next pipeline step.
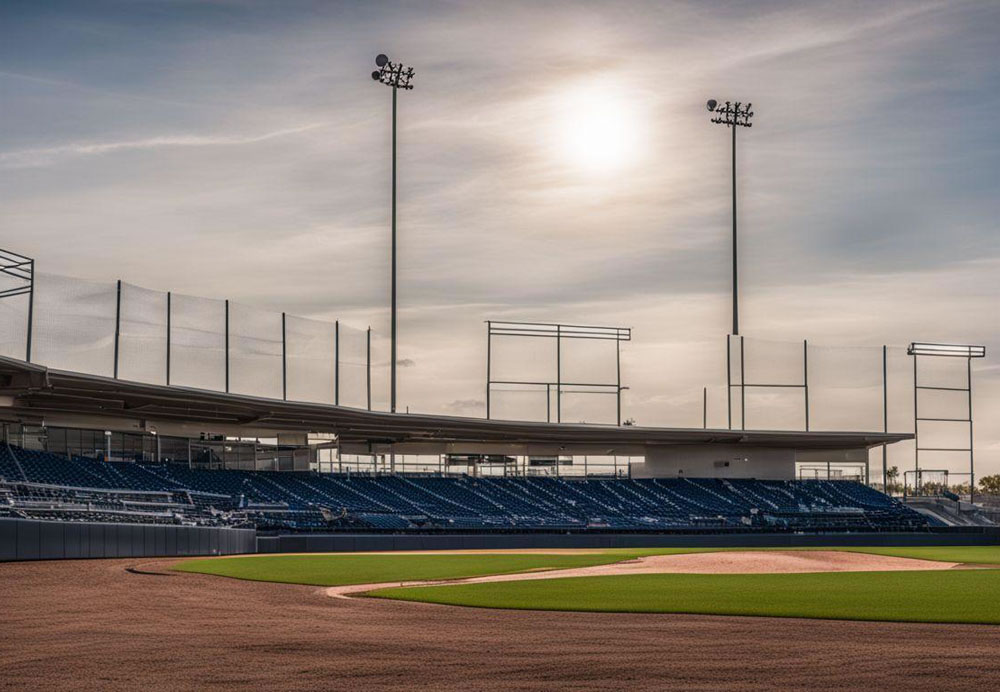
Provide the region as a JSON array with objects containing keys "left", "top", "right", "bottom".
[{"left": 4, "top": 272, "right": 372, "bottom": 408}]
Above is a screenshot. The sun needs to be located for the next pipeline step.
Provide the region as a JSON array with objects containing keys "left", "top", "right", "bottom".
[{"left": 552, "top": 79, "right": 644, "bottom": 174}]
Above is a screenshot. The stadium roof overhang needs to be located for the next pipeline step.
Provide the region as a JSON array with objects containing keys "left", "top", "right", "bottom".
[{"left": 0, "top": 356, "right": 912, "bottom": 456}]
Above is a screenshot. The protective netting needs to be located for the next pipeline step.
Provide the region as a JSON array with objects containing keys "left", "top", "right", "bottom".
[
  {"left": 490, "top": 333, "right": 556, "bottom": 384},
  {"left": 728, "top": 336, "right": 806, "bottom": 430},
  {"left": 727, "top": 337, "right": 923, "bottom": 433},
  {"left": 1, "top": 271, "right": 374, "bottom": 406},
  {"left": 118, "top": 282, "right": 168, "bottom": 385},
  {"left": 490, "top": 387, "right": 551, "bottom": 422},
  {"left": 489, "top": 331, "right": 622, "bottom": 423},
  {"left": 742, "top": 388, "right": 806, "bottom": 431},
  {"left": 32, "top": 273, "right": 117, "bottom": 377},
  {"left": 808, "top": 343, "right": 883, "bottom": 431},
  {"left": 368, "top": 332, "right": 390, "bottom": 412},
  {"left": 559, "top": 388, "right": 618, "bottom": 425},
  {"left": 731, "top": 336, "right": 805, "bottom": 387},
  {"left": 0, "top": 290, "right": 28, "bottom": 360},
  {"left": 168, "top": 292, "right": 227, "bottom": 392},
  {"left": 560, "top": 337, "right": 619, "bottom": 387},
  {"left": 285, "top": 314, "right": 336, "bottom": 404},
  {"left": 228, "top": 301, "right": 283, "bottom": 399},
  {"left": 337, "top": 324, "right": 369, "bottom": 409}
]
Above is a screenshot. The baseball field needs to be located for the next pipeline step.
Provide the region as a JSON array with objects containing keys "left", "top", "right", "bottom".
[
  {"left": 175, "top": 546, "right": 1000, "bottom": 624},
  {"left": 6, "top": 546, "right": 1000, "bottom": 690}
]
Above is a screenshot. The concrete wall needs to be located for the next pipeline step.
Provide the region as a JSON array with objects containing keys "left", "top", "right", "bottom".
[
  {"left": 634, "top": 444, "right": 797, "bottom": 479},
  {"left": 257, "top": 529, "right": 999, "bottom": 554},
  {"left": 0, "top": 518, "right": 256, "bottom": 562}
]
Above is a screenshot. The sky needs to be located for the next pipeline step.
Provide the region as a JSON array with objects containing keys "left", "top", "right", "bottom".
[{"left": 1, "top": 0, "right": 999, "bottom": 475}]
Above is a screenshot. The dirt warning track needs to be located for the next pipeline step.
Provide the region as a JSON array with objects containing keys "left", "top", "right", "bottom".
[{"left": 4, "top": 556, "right": 1000, "bottom": 691}]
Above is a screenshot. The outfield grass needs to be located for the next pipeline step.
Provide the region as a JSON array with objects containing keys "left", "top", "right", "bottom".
[
  {"left": 369, "top": 569, "right": 1000, "bottom": 624},
  {"left": 841, "top": 546, "right": 1000, "bottom": 565},
  {"left": 174, "top": 546, "right": 1000, "bottom": 589},
  {"left": 171, "top": 552, "right": 650, "bottom": 586}
]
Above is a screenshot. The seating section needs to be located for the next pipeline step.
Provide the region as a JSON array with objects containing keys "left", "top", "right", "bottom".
[{"left": 0, "top": 445, "right": 929, "bottom": 532}]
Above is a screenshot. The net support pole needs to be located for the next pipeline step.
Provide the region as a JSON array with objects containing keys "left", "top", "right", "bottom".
[
  {"left": 113, "top": 280, "right": 122, "bottom": 379},
  {"left": 25, "top": 259, "right": 34, "bottom": 363},
  {"left": 740, "top": 335, "right": 746, "bottom": 430},
  {"left": 726, "top": 335, "right": 732, "bottom": 430},
  {"left": 485, "top": 321, "right": 491, "bottom": 420},
  {"left": 616, "top": 335, "right": 622, "bottom": 426},
  {"left": 968, "top": 355, "right": 975, "bottom": 504},
  {"left": 166, "top": 292, "right": 172, "bottom": 385},
  {"left": 912, "top": 353, "right": 918, "bottom": 480},
  {"left": 281, "top": 312, "right": 287, "bottom": 401},
  {"left": 334, "top": 320, "right": 340, "bottom": 406},
  {"left": 366, "top": 327, "right": 372, "bottom": 411},
  {"left": 703, "top": 387, "right": 707, "bottom": 429},
  {"left": 224, "top": 299, "right": 230, "bottom": 393},
  {"left": 556, "top": 324, "right": 562, "bottom": 424},
  {"left": 882, "top": 345, "right": 888, "bottom": 492},
  {"left": 803, "top": 339, "right": 809, "bottom": 432}
]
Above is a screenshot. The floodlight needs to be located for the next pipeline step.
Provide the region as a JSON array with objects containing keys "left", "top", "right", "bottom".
[
  {"left": 375, "top": 54, "right": 388, "bottom": 67},
  {"left": 707, "top": 97, "right": 755, "bottom": 337},
  {"left": 371, "top": 70, "right": 380, "bottom": 81}
]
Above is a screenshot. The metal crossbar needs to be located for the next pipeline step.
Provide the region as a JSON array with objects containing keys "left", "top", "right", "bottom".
[{"left": 486, "top": 320, "right": 630, "bottom": 425}]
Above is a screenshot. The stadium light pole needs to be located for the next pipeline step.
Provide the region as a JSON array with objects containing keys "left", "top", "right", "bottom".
[
  {"left": 707, "top": 99, "right": 753, "bottom": 336},
  {"left": 372, "top": 53, "right": 415, "bottom": 414}
]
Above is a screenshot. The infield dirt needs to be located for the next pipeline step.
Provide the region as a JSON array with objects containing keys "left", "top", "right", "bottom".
[{"left": 3, "top": 557, "right": 1000, "bottom": 691}]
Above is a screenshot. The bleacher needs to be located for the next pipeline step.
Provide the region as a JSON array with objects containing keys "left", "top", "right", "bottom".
[{"left": 0, "top": 445, "right": 929, "bottom": 533}]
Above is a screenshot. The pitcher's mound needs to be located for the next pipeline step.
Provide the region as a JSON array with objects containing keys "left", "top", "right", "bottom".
[{"left": 630, "top": 550, "right": 959, "bottom": 574}]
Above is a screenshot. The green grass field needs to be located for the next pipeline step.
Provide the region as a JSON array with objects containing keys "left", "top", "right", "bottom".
[
  {"left": 369, "top": 569, "right": 1000, "bottom": 624},
  {"left": 175, "top": 546, "right": 1000, "bottom": 623},
  {"left": 171, "top": 551, "right": 647, "bottom": 586}
]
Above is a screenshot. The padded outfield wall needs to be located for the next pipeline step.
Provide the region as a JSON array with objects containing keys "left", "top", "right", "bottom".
[{"left": 0, "top": 518, "right": 255, "bottom": 561}]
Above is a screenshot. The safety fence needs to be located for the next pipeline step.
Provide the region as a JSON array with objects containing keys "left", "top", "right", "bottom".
[{"left": 0, "top": 272, "right": 373, "bottom": 409}]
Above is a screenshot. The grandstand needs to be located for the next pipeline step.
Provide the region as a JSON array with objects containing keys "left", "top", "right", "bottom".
[
  {"left": 0, "top": 443, "right": 929, "bottom": 533},
  {"left": 0, "top": 264, "right": 971, "bottom": 561}
]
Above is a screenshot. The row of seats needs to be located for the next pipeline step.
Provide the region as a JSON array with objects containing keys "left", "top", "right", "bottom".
[{"left": 0, "top": 445, "right": 928, "bottom": 532}]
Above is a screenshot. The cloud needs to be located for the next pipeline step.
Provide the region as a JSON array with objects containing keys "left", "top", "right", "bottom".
[
  {"left": 445, "top": 399, "right": 486, "bottom": 415},
  {"left": 0, "top": 123, "right": 327, "bottom": 168}
]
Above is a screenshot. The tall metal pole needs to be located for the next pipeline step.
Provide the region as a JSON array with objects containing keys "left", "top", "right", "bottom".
[
  {"left": 556, "top": 324, "right": 562, "bottom": 423},
  {"left": 485, "top": 321, "right": 492, "bottom": 419},
  {"left": 726, "top": 335, "right": 732, "bottom": 429},
  {"left": 616, "top": 336, "right": 622, "bottom": 426},
  {"left": 367, "top": 326, "right": 372, "bottom": 411},
  {"left": 113, "top": 279, "right": 122, "bottom": 379},
  {"left": 224, "top": 299, "right": 230, "bottom": 393},
  {"left": 740, "top": 335, "right": 746, "bottom": 430},
  {"left": 25, "top": 260, "right": 34, "bottom": 363},
  {"left": 732, "top": 123, "right": 738, "bottom": 336},
  {"left": 703, "top": 386, "right": 707, "bottom": 429},
  {"left": 390, "top": 83, "right": 398, "bottom": 414},
  {"left": 968, "top": 355, "right": 975, "bottom": 504},
  {"left": 882, "top": 345, "right": 888, "bottom": 493},
  {"left": 803, "top": 339, "right": 809, "bottom": 431},
  {"left": 166, "top": 291, "right": 172, "bottom": 385},
  {"left": 281, "top": 312, "right": 287, "bottom": 401},
  {"left": 334, "top": 320, "right": 339, "bottom": 405},
  {"left": 708, "top": 99, "right": 752, "bottom": 337},
  {"left": 372, "top": 54, "right": 414, "bottom": 414}
]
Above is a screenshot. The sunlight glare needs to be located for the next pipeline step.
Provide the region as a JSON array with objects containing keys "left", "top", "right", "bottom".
[{"left": 553, "top": 79, "right": 644, "bottom": 174}]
